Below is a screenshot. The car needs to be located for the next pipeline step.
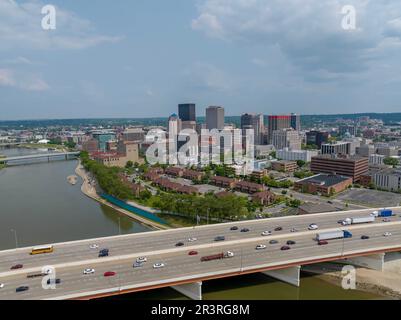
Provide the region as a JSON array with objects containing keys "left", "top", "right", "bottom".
[
  {"left": 281, "top": 246, "right": 291, "bottom": 251},
  {"left": 337, "top": 220, "right": 344, "bottom": 224},
  {"left": 175, "top": 242, "right": 184, "bottom": 247},
  {"left": 47, "top": 278, "right": 61, "bottom": 285},
  {"left": 241, "top": 228, "right": 250, "bottom": 233},
  {"left": 0, "top": 283, "right": 4, "bottom": 289},
  {"left": 230, "top": 226, "right": 238, "bottom": 231},
  {"left": 83, "top": 268, "right": 95, "bottom": 275},
  {"left": 133, "top": 262, "right": 143, "bottom": 268},
  {"left": 104, "top": 271, "right": 116, "bottom": 277},
  {"left": 10, "top": 264, "right": 23, "bottom": 270},
  {"left": 383, "top": 218, "right": 391, "bottom": 222},
  {"left": 136, "top": 257, "right": 147, "bottom": 263},
  {"left": 261, "top": 231, "right": 272, "bottom": 236},
  {"left": 383, "top": 232, "right": 392, "bottom": 237},
  {"left": 16, "top": 286, "right": 29, "bottom": 293},
  {"left": 188, "top": 251, "right": 198, "bottom": 256},
  {"left": 214, "top": 236, "right": 225, "bottom": 242},
  {"left": 327, "top": 201, "right": 333, "bottom": 204},
  {"left": 226, "top": 251, "right": 234, "bottom": 257},
  {"left": 43, "top": 267, "right": 53, "bottom": 275},
  {"left": 269, "top": 240, "right": 278, "bottom": 245},
  {"left": 188, "top": 237, "right": 197, "bottom": 242},
  {"left": 274, "top": 227, "right": 283, "bottom": 231},
  {"left": 287, "top": 240, "right": 296, "bottom": 245},
  {"left": 89, "top": 244, "right": 99, "bottom": 249},
  {"left": 153, "top": 263, "right": 165, "bottom": 269},
  {"left": 98, "top": 249, "right": 109, "bottom": 257},
  {"left": 318, "top": 240, "right": 328, "bottom": 246},
  {"left": 308, "top": 224, "right": 318, "bottom": 230},
  {"left": 361, "top": 235, "right": 370, "bottom": 240},
  {"left": 290, "top": 228, "right": 298, "bottom": 233},
  {"left": 256, "top": 244, "right": 267, "bottom": 250}
]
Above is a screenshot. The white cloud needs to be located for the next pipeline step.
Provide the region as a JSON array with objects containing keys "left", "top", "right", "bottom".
[
  {"left": 0, "top": 0, "right": 123, "bottom": 50},
  {"left": 0, "top": 68, "right": 15, "bottom": 86},
  {"left": 0, "top": 68, "right": 49, "bottom": 91},
  {"left": 183, "top": 62, "right": 232, "bottom": 92}
]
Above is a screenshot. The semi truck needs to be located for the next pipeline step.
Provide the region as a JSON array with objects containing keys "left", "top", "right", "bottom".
[
  {"left": 201, "top": 251, "right": 234, "bottom": 262},
  {"left": 371, "top": 209, "right": 393, "bottom": 217},
  {"left": 316, "top": 230, "right": 353, "bottom": 241},
  {"left": 341, "top": 216, "right": 375, "bottom": 226}
]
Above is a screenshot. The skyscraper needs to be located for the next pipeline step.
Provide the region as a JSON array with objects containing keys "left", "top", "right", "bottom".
[
  {"left": 241, "top": 113, "right": 264, "bottom": 145},
  {"left": 206, "top": 106, "right": 225, "bottom": 130},
  {"left": 267, "top": 115, "right": 291, "bottom": 144},
  {"left": 290, "top": 113, "right": 301, "bottom": 131},
  {"left": 178, "top": 103, "right": 196, "bottom": 122}
]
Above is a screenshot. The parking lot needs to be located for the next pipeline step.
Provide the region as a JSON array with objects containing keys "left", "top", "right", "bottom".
[{"left": 336, "top": 188, "right": 401, "bottom": 207}]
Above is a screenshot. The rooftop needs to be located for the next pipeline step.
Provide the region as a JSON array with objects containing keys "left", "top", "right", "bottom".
[{"left": 297, "top": 173, "right": 352, "bottom": 187}]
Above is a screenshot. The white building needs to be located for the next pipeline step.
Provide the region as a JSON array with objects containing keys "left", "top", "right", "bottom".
[
  {"left": 276, "top": 148, "right": 318, "bottom": 162},
  {"left": 373, "top": 169, "right": 401, "bottom": 192},
  {"left": 272, "top": 129, "right": 302, "bottom": 151},
  {"left": 369, "top": 154, "right": 386, "bottom": 165}
]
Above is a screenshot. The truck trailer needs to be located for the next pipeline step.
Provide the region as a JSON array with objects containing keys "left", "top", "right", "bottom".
[
  {"left": 371, "top": 209, "right": 393, "bottom": 217},
  {"left": 201, "top": 251, "right": 234, "bottom": 262},
  {"left": 316, "top": 230, "right": 353, "bottom": 241},
  {"left": 342, "top": 216, "right": 375, "bottom": 225}
]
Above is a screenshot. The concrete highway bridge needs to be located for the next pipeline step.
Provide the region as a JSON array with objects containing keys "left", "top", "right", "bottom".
[
  {"left": 0, "top": 152, "right": 80, "bottom": 165},
  {"left": 1, "top": 207, "right": 401, "bottom": 300}
]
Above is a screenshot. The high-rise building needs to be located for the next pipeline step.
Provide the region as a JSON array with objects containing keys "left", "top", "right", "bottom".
[
  {"left": 290, "top": 113, "right": 301, "bottom": 131},
  {"left": 241, "top": 113, "right": 264, "bottom": 145},
  {"left": 178, "top": 103, "right": 196, "bottom": 122},
  {"left": 206, "top": 106, "right": 225, "bottom": 130},
  {"left": 321, "top": 142, "right": 351, "bottom": 156},
  {"left": 267, "top": 115, "right": 291, "bottom": 144},
  {"left": 306, "top": 130, "right": 329, "bottom": 148},
  {"left": 272, "top": 129, "right": 302, "bottom": 151},
  {"left": 92, "top": 130, "right": 116, "bottom": 152}
]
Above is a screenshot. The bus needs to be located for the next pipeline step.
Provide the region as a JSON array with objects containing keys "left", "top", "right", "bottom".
[{"left": 30, "top": 245, "right": 54, "bottom": 255}]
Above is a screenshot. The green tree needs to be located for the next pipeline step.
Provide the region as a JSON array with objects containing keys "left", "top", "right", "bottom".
[{"left": 384, "top": 157, "right": 399, "bottom": 167}]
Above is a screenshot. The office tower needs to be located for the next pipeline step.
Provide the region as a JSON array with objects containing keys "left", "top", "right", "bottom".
[
  {"left": 272, "top": 129, "right": 302, "bottom": 151},
  {"left": 178, "top": 103, "right": 196, "bottom": 122},
  {"left": 206, "top": 106, "right": 225, "bottom": 130},
  {"left": 267, "top": 115, "right": 291, "bottom": 144},
  {"left": 290, "top": 113, "right": 301, "bottom": 131},
  {"left": 241, "top": 113, "right": 264, "bottom": 145},
  {"left": 92, "top": 130, "right": 116, "bottom": 152},
  {"left": 306, "top": 130, "right": 329, "bottom": 148},
  {"left": 321, "top": 141, "right": 351, "bottom": 156}
]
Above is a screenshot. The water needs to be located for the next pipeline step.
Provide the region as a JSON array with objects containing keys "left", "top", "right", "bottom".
[
  {"left": 0, "top": 148, "right": 385, "bottom": 299},
  {"left": 0, "top": 147, "right": 150, "bottom": 250}
]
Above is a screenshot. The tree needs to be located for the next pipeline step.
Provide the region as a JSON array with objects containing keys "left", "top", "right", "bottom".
[
  {"left": 125, "top": 161, "right": 134, "bottom": 169},
  {"left": 384, "top": 157, "right": 399, "bottom": 167},
  {"left": 296, "top": 160, "right": 306, "bottom": 168}
]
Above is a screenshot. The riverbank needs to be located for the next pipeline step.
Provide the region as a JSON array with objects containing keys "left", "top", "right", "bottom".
[
  {"left": 75, "top": 160, "right": 169, "bottom": 230},
  {"left": 302, "top": 260, "right": 401, "bottom": 299}
]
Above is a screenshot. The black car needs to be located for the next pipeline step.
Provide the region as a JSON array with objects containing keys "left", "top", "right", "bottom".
[
  {"left": 281, "top": 246, "right": 291, "bottom": 251},
  {"left": 47, "top": 278, "right": 61, "bottom": 285},
  {"left": 16, "top": 286, "right": 29, "bottom": 293},
  {"left": 274, "top": 227, "right": 283, "bottom": 231},
  {"left": 214, "top": 236, "right": 225, "bottom": 242},
  {"left": 175, "top": 242, "right": 184, "bottom": 247},
  {"left": 361, "top": 235, "right": 370, "bottom": 240},
  {"left": 287, "top": 240, "right": 296, "bottom": 245},
  {"left": 269, "top": 240, "right": 278, "bottom": 245},
  {"left": 98, "top": 249, "right": 109, "bottom": 257},
  {"left": 241, "top": 228, "right": 250, "bottom": 233},
  {"left": 230, "top": 226, "right": 238, "bottom": 231}
]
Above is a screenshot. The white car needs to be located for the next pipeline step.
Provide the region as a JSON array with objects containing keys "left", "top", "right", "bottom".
[
  {"left": 225, "top": 251, "right": 234, "bottom": 257},
  {"left": 153, "top": 263, "right": 165, "bottom": 269},
  {"left": 384, "top": 232, "right": 392, "bottom": 237},
  {"left": 83, "top": 268, "right": 95, "bottom": 275},
  {"left": 308, "top": 224, "right": 319, "bottom": 230},
  {"left": 256, "top": 244, "right": 267, "bottom": 250},
  {"left": 0, "top": 283, "right": 4, "bottom": 289},
  {"left": 261, "top": 231, "right": 272, "bottom": 236},
  {"left": 89, "top": 244, "right": 99, "bottom": 249},
  {"left": 136, "top": 257, "right": 147, "bottom": 263},
  {"left": 43, "top": 268, "right": 53, "bottom": 275},
  {"left": 290, "top": 228, "right": 298, "bottom": 233},
  {"left": 188, "top": 237, "right": 198, "bottom": 242}
]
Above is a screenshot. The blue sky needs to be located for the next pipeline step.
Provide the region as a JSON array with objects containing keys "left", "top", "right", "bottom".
[{"left": 1, "top": 0, "right": 401, "bottom": 120}]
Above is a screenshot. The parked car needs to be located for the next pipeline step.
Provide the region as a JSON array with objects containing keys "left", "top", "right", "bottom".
[
  {"left": 261, "top": 231, "right": 272, "bottom": 236},
  {"left": 16, "top": 286, "right": 29, "bottom": 293},
  {"left": 230, "top": 226, "right": 238, "bottom": 231},
  {"left": 318, "top": 240, "right": 328, "bottom": 245},
  {"left": 269, "top": 240, "right": 278, "bottom": 245},
  {"left": 308, "top": 224, "right": 318, "bottom": 230},
  {"left": 241, "top": 228, "right": 250, "bottom": 233},
  {"left": 83, "top": 268, "right": 95, "bottom": 275},
  {"left": 10, "top": 264, "right": 23, "bottom": 270},
  {"left": 287, "top": 240, "right": 296, "bottom": 245},
  {"left": 274, "top": 227, "right": 283, "bottom": 231},
  {"left": 175, "top": 242, "right": 184, "bottom": 247},
  {"left": 153, "top": 263, "right": 165, "bottom": 269},
  {"left": 104, "top": 271, "right": 116, "bottom": 277},
  {"left": 281, "top": 246, "right": 291, "bottom": 251},
  {"left": 361, "top": 235, "right": 370, "bottom": 240},
  {"left": 256, "top": 244, "right": 267, "bottom": 250},
  {"left": 214, "top": 236, "right": 225, "bottom": 242},
  {"left": 188, "top": 251, "right": 198, "bottom": 256}
]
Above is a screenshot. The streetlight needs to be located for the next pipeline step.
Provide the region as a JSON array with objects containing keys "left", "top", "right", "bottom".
[{"left": 11, "top": 229, "right": 18, "bottom": 249}]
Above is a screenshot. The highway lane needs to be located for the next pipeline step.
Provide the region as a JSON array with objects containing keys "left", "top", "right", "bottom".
[
  {"left": 1, "top": 223, "right": 401, "bottom": 299},
  {"left": 1, "top": 207, "right": 400, "bottom": 272}
]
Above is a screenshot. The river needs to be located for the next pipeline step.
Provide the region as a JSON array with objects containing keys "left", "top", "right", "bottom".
[{"left": 0, "top": 147, "right": 384, "bottom": 300}]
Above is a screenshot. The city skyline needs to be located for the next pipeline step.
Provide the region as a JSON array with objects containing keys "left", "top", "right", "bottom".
[{"left": 1, "top": 0, "right": 401, "bottom": 120}]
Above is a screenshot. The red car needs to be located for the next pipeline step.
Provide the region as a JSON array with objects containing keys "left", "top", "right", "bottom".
[
  {"left": 188, "top": 251, "right": 198, "bottom": 256},
  {"left": 318, "top": 240, "right": 328, "bottom": 246},
  {"left": 11, "top": 264, "right": 23, "bottom": 270},
  {"left": 104, "top": 271, "right": 116, "bottom": 277}
]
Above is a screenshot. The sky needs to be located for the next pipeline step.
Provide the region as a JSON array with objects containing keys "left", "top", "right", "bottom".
[{"left": 1, "top": 0, "right": 401, "bottom": 120}]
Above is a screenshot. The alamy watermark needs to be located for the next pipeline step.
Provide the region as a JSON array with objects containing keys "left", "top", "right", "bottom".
[
  {"left": 341, "top": 265, "right": 356, "bottom": 290},
  {"left": 41, "top": 4, "right": 57, "bottom": 30},
  {"left": 341, "top": 5, "right": 356, "bottom": 30}
]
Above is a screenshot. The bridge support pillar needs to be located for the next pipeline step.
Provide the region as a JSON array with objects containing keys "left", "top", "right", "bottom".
[
  {"left": 336, "top": 253, "right": 385, "bottom": 271},
  {"left": 171, "top": 281, "right": 202, "bottom": 300},
  {"left": 262, "top": 266, "right": 301, "bottom": 287}
]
